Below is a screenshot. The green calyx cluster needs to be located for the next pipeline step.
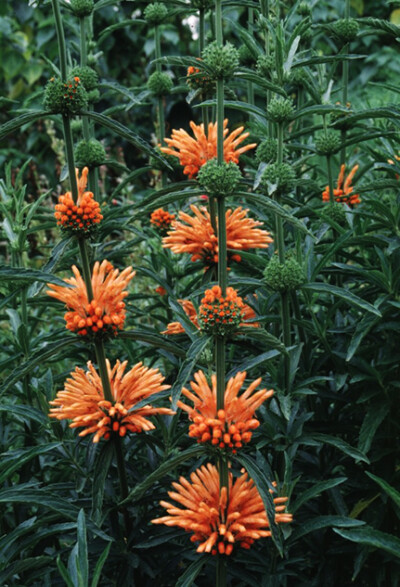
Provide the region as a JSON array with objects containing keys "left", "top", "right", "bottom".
[
  {"left": 315, "top": 131, "right": 341, "bottom": 156},
  {"left": 44, "top": 76, "right": 88, "bottom": 115},
  {"left": 197, "top": 159, "right": 242, "bottom": 197},
  {"left": 147, "top": 71, "right": 173, "bottom": 97},
  {"left": 74, "top": 139, "right": 106, "bottom": 167},
  {"left": 144, "top": 3, "right": 168, "bottom": 25},
  {"left": 70, "top": 0, "right": 94, "bottom": 17},
  {"left": 256, "top": 55, "right": 275, "bottom": 78},
  {"left": 333, "top": 19, "right": 359, "bottom": 43},
  {"left": 256, "top": 138, "right": 278, "bottom": 164},
  {"left": 260, "top": 163, "right": 295, "bottom": 194},
  {"left": 298, "top": 2, "right": 311, "bottom": 16},
  {"left": 322, "top": 202, "right": 348, "bottom": 225},
  {"left": 70, "top": 66, "right": 98, "bottom": 91},
  {"left": 202, "top": 41, "right": 239, "bottom": 81},
  {"left": 267, "top": 97, "right": 294, "bottom": 123},
  {"left": 263, "top": 255, "right": 305, "bottom": 292}
]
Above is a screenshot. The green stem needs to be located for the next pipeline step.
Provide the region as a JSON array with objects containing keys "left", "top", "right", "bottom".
[
  {"left": 80, "top": 16, "right": 92, "bottom": 145},
  {"left": 199, "top": 8, "right": 205, "bottom": 53},
  {"left": 216, "top": 79, "right": 224, "bottom": 165},
  {"left": 216, "top": 337, "right": 225, "bottom": 412},
  {"left": 62, "top": 116, "right": 79, "bottom": 204},
  {"left": 217, "top": 196, "right": 227, "bottom": 293},
  {"left": 216, "top": 554, "right": 227, "bottom": 587},
  {"left": 114, "top": 435, "right": 132, "bottom": 539},
  {"left": 94, "top": 340, "right": 113, "bottom": 402},
  {"left": 77, "top": 238, "right": 94, "bottom": 299},
  {"left": 327, "top": 155, "right": 335, "bottom": 205},
  {"left": 215, "top": 0, "right": 223, "bottom": 45},
  {"left": 209, "top": 195, "right": 218, "bottom": 234},
  {"left": 51, "top": 0, "right": 67, "bottom": 80}
]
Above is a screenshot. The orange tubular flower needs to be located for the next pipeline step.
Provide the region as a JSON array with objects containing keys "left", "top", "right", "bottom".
[
  {"left": 161, "top": 119, "right": 257, "bottom": 179},
  {"left": 150, "top": 208, "right": 176, "bottom": 232},
  {"left": 49, "top": 360, "right": 174, "bottom": 443},
  {"left": 162, "top": 204, "right": 272, "bottom": 266},
  {"left": 152, "top": 463, "right": 292, "bottom": 555},
  {"left": 322, "top": 164, "right": 360, "bottom": 206},
  {"left": 47, "top": 260, "right": 135, "bottom": 338},
  {"left": 177, "top": 370, "right": 273, "bottom": 451},
  {"left": 54, "top": 167, "right": 103, "bottom": 235}
]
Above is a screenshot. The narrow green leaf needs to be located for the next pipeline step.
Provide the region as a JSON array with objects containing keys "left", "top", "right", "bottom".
[
  {"left": 334, "top": 525, "right": 400, "bottom": 558},
  {"left": 358, "top": 404, "right": 389, "bottom": 455},
  {"left": 0, "top": 110, "right": 50, "bottom": 141},
  {"left": 81, "top": 111, "right": 168, "bottom": 166},
  {"left": 118, "top": 330, "right": 186, "bottom": 358},
  {"left": 198, "top": 99, "right": 267, "bottom": 120},
  {"left": 237, "top": 191, "right": 312, "bottom": 236},
  {"left": 0, "top": 266, "right": 70, "bottom": 287},
  {"left": 301, "top": 283, "right": 382, "bottom": 317},
  {"left": 290, "top": 515, "right": 365, "bottom": 541},
  {"left": 0, "top": 404, "right": 48, "bottom": 426},
  {"left": 228, "top": 349, "right": 281, "bottom": 377},
  {"left": 57, "top": 555, "right": 75, "bottom": 587},
  {"left": 91, "top": 542, "right": 112, "bottom": 587},
  {"left": 91, "top": 442, "right": 114, "bottom": 525},
  {"left": 366, "top": 472, "right": 400, "bottom": 510},
  {"left": 347, "top": 314, "right": 381, "bottom": 362},
  {"left": 0, "top": 338, "right": 77, "bottom": 397},
  {"left": 236, "top": 327, "right": 286, "bottom": 354},
  {"left": 0, "top": 557, "right": 53, "bottom": 585},
  {"left": 304, "top": 434, "right": 369, "bottom": 464},
  {"left": 0, "top": 443, "right": 61, "bottom": 484},
  {"left": 120, "top": 445, "right": 204, "bottom": 505},
  {"left": 290, "top": 477, "right": 347, "bottom": 514},
  {"left": 235, "top": 453, "right": 284, "bottom": 556},
  {"left": 175, "top": 555, "right": 208, "bottom": 587},
  {"left": 170, "top": 335, "right": 210, "bottom": 408},
  {"left": 77, "top": 510, "right": 88, "bottom": 587}
]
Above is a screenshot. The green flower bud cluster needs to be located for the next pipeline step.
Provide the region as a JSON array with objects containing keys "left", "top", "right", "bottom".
[
  {"left": 315, "top": 131, "right": 341, "bottom": 156},
  {"left": 197, "top": 159, "right": 242, "bottom": 197},
  {"left": 75, "top": 139, "right": 106, "bottom": 167},
  {"left": 263, "top": 255, "right": 305, "bottom": 292},
  {"left": 202, "top": 41, "right": 239, "bottom": 80},
  {"left": 44, "top": 76, "right": 88, "bottom": 116},
  {"left": 70, "top": 66, "right": 98, "bottom": 91},
  {"left": 322, "top": 202, "right": 348, "bottom": 225},
  {"left": 191, "top": 0, "right": 214, "bottom": 9},
  {"left": 71, "top": 0, "right": 94, "bottom": 17},
  {"left": 144, "top": 3, "right": 168, "bottom": 25},
  {"left": 256, "top": 55, "right": 275, "bottom": 78},
  {"left": 333, "top": 19, "right": 359, "bottom": 43},
  {"left": 256, "top": 138, "right": 278, "bottom": 164},
  {"left": 239, "top": 45, "right": 255, "bottom": 67},
  {"left": 298, "top": 2, "right": 311, "bottom": 16},
  {"left": 267, "top": 97, "right": 294, "bottom": 123},
  {"left": 147, "top": 71, "right": 173, "bottom": 96},
  {"left": 260, "top": 163, "right": 295, "bottom": 194}
]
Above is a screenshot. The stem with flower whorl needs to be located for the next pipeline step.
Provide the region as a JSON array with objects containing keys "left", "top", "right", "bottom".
[
  {"left": 276, "top": 121, "right": 291, "bottom": 393},
  {"left": 215, "top": 0, "right": 228, "bottom": 584},
  {"left": 51, "top": 1, "right": 130, "bottom": 529}
]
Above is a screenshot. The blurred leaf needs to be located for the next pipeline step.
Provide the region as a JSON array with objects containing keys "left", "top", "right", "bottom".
[
  {"left": 358, "top": 404, "right": 389, "bottom": 455},
  {"left": 175, "top": 555, "right": 208, "bottom": 587},
  {"left": 366, "top": 472, "right": 400, "bottom": 510},
  {"left": 290, "top": 515, "right": 365, "bottom": 541},
  {"left": 290, "top": 478, "right": 347, "bottom": 514},
  {"left": 0, "top": 443, "right": 61, "bottom": 484},
  {"left": 301, "top": 283, "right": 382, "bottom": 317},
  {"left": 170, "top": 335, "right": 210, "bottom": 408},
  {"left": 334, "top": 525, "right": 400, "bottom": 558}
]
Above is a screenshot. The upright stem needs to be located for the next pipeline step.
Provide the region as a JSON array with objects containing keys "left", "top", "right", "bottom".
[
  {"left": 51, "top": 0, "right": 67, "bottom": 80},
  {"left": 247, "top": 8, "right": 254, "bottom": 106},
  {"left": 340, "top": 0, "right": 350, "bottom": 164},
  {"left": 154, "top": 24, "right": 166, "bottom": 187},
  {"left": 80, "top": 16, "right": 91, "bottom": 145},
  {"left": 215, "top": 2, "right": 228, "bottom": 584},
  {"left": 327, "top": 155, "right": 335, "bottom": 205}
]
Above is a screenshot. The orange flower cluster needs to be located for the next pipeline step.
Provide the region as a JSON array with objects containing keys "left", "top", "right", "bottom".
[
  {"left": 47, "top": 260, "right": 135, "bottom": 338},
  {"left": 49, "top": 360, "right": 173, "bottom": 443},
  {"left": 322, "top": 164, "right": 360, "bottom": 206},
  {"left": 177, "top": 370, "right": 273, "bottom": 451},
  {"left": 162, "top": 294, "right": 258, "bottom": 336},
  {"left": 64, "top": 75, "right": 81, "bottom": 100},
  {"left": 152, "top": 463, "right": 292, "bottom": 555},
  {"left": 150, "top": 207, "right": 176, "bottom": 232},
  {"left": 162, "top": 205, "right": 272, "bottom": 266},
  {"left": 161, "top": 120, "right": 256, "bottom": 179},
  {"left": 199, "top": 285, "right": 245, "bottom": 336},
  {"left": 54, "top": 167, "right": 103, "bottom": 235}
]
